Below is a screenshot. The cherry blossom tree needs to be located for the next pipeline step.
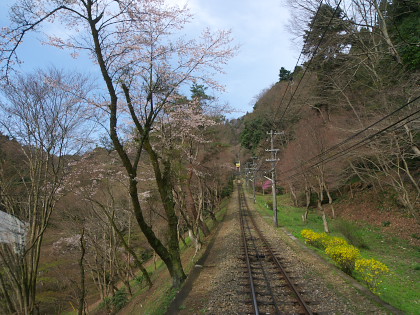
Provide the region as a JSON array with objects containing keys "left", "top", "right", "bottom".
[
  {"left": 0, "top": 0, "right": 237, "bottom": 288},
  {"left": 160, "top": 96, "right": 217, "bottom": 255}
]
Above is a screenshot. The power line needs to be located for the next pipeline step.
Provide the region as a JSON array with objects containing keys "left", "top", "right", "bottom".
[
  {"left": 269, "top": 1, "right": 324, "bottom": 129},
  {"left": 255, "top": 0, "right": 418, "bottom": 193},
  {"left": 259, "top": 0, "right": 345, "bottom": 175},
  {"left": 276, "top": 95, "right": 420, "bottom": 177},
  {"left": 258, "top": 0, "right": 417, "bottom": 187},
  {"left": 272, "top": 0, "right": 344, "bottom": 125},
  {"left": 280, "top": 107, "right": 420, "bottom": 181},
  {"left": 253, "top": 0, "right": 343, "bottom": 175}
]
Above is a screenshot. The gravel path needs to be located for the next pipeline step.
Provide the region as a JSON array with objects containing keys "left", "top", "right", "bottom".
[{"left": 166, "top": 188, "right": 402, "bottom": 315}]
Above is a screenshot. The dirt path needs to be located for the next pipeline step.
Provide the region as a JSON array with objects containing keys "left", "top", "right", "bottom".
[
  {"left": 166, "top": 187, "right": 403, "bottom": 315},
  {"left": 166, "top": 189, "right": 244, "bottom": 314}
]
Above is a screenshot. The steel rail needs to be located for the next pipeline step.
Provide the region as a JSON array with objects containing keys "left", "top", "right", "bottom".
[
  {"left": 238, "top": 186, "right": 259, "bottom": 315},
  {"left": 239, "top": 183, "right": 314, "bottom": 315},
  {"left": 239, "top": 186, "right": 281, "bottom": 314},
  {"left": 247, "top": 203, "right": 313, "bottom": 315}
]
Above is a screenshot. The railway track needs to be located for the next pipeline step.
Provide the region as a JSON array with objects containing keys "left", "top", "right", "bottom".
[{"left": 238, "top": 183, "right": 315, "bottom": 315}]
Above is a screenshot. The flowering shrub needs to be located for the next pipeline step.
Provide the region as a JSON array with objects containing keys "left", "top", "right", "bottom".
[
  {"left": 322, "top": 236, "right": 348, "bottom": 248},
  {"left": 355, "top": 258, "right": 390, "bottom": 293},
  {"left": 300, "top": 229, "right": 390, "bottom": 293},
  {"left": 301, "top": 229, "right": 328, "bottom": 248},
  {"left": 325, "top": 244, "right": 360, "bottom": 275}
]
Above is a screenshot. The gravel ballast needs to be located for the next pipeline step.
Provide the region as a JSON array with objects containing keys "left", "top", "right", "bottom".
[{"left": 166, "top": 188, "right": 402, "bottom": 314}]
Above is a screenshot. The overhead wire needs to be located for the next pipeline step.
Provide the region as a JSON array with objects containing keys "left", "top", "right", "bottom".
[
  {"left": 272, "top": 0, "right": 344, "bottom": 125},
  {"left": 275, "top": 95, "right": 420, "bottom": 177},
  {"left": 279, "top": 105, "right": 420, "bottom": 181},
  {"left": 254, "top": 0, "right": 418, "bottom": 187},
  {"left": 268, "top": 0, "right": 324, "bottom": 130},
  {"left": 257, "top": 0, "right": 344, "bottom": 170},
  {"left": 258, "top": 0, "right": 418, "bottom": 185},
  {"left": 256, "top": 0, "right": 346, "bottom": 177}
]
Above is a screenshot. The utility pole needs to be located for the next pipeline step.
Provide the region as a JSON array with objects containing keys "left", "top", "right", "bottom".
[
  {"left": 244, "top": 162, "right": 250, "bottom": 190},
  {"left": 266, "top": 130, "right": 283, "bottom": 227}
]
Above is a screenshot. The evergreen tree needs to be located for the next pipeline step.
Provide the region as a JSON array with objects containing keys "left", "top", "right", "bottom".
[
  {"left": 240, "top": 117, "right": 270, "bottom": 151},
  {"left": 302, "top": 4, "right": 353, "bottom": 110},
  {"left": 303, "top": 4, "right": 351, "bottom": 67},
  {"left": 388, "top": 0, "right": 420, "bottom": 70},
  {"left": 279, "top": 67, "right": 292, "bottom": 82}
]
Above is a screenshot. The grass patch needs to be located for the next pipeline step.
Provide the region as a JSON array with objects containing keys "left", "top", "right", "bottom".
[
  {"left": 251, "top": 191, "right": 420, "bottom": 314},
  {"left": 140, "top": 283, "right": 178, "bottom": 315},
  {"left": 333, "top": 219, "right": 370, "bottom": 249}
]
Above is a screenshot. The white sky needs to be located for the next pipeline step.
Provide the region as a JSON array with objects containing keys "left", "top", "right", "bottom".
[{"left": 0, "top": 0, "right": 300, "bottom": 118}]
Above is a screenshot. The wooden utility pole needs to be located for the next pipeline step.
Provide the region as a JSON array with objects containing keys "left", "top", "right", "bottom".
[
  {"left": 266, "top": 130, "right": 283, "bottom": 227},
  {"left": 245, "top": 162, "right": 251, "bottom": 190}
]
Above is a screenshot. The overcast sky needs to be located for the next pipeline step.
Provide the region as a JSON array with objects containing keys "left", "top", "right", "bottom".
[{"left": 0, "top": 0, "right": 300, "bottom": 118}]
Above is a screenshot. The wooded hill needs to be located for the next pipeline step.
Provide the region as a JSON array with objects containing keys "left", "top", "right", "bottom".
[{"left": 240, "top": 0, "right": 419, "bottom": 232}]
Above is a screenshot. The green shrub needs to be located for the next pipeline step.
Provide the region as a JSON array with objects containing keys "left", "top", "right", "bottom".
[
  {"left": 113, "top": 288, "right": 128, "bottom": 311},
  {"left": 99, "top": 288, "right": 128, "bottom": 313},
  {"left": 99, "top": 297, "right": 112, "bottom": 311},
  {"left": 355, "top": 258, "right": 390, "bottom": 293},
  {"left": 221, "top": 178, "right": 234, "bottom": 198},
  {"left": 141, "top": 249, "right": 153, "bottom": 261},
  {"left": 135, "top": 275, "right": 144, "bottom": 285},
  {"left": 326, "top": 244, "right": 360, "bottom": 275}
]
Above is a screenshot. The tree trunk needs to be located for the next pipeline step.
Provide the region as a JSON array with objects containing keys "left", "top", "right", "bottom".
[
  {"left": 179, "top": 232, "right": 188, "bottom": 247},
  {"left": 105, "top": 209, "right": 152, "bottom": 289},
  {"left": 78, "top": 229, "right": 86, "bottom": 315},
  {"left": 318, "top": 199, "right": 330, "bottom": 233},
  {"left": 374, "top": 0, "right": 403, "bottom": 64},
  {"left": 288, "top": 182, "right": 298, "bottom": 207},
  {"left": 324, "top": 183, "right": 335, "bottom": 219},
  {"left": 188, "top": 229, "right": 202, "bottom": 258},
  {"left": 317, "top": 177, "right": 330, "bottom": 233},
  {"left": 144, "top": 140, "right": 186, "bottom": 287},
  {"left": 186, "top": 168, "right": 210, "bottom": 236},
  {"left": 178, "top": 200, "right": 202, "bottom": 252},
  {"left": 0, "top": 266, "right": 16, "bottom": 314},
  {"left": 88, "top": 5, "right": 185, "bottom": 289},
  {"left": 302, "top": 180, "right": 311, "bottom": 223}
]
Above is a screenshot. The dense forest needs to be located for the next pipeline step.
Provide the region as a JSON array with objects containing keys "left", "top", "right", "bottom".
[{"left": 0, "top": 0, "right": 418, "bottom": 314}]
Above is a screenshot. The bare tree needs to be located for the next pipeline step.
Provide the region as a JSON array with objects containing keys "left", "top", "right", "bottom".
[{"left": 0, "top": 68, "right": 91, "bottom": 314}]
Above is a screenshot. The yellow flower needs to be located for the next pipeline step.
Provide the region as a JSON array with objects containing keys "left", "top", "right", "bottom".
[
  {"left": 326, "top": 244, "right": 360, "bottom": 274},
  {"left": 301, "top": 229, "right": 328, "bottom": 248},
  {"left": 355, "top": 258, "right": 390, "bottom": 293},
  {"left": 322, "top": 236, "right": 348, "bottom": 248}
]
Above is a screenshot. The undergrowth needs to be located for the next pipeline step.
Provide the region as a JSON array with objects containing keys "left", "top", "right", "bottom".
[
  {"left": 333, "top": 219, "right": 370, "bottom": 249},
  {"left": 120, "top": 196, "right": 230, "bottom": 314},
  {"left": 99, "top": 288, "right": 128, "bottom": 313}
]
